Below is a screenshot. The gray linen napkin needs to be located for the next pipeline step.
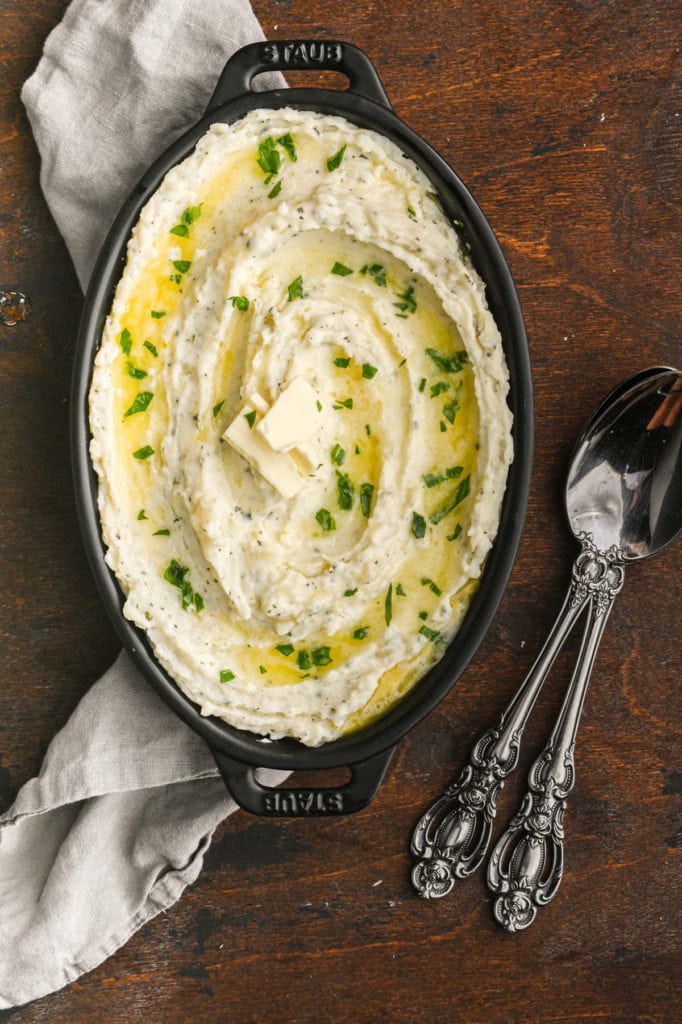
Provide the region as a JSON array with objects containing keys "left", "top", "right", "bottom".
[{"left": 0, "top": 0, "right": 287, "bottom": 1008}]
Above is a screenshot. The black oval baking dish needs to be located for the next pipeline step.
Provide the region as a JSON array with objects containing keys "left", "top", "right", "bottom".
[{"left": 71, "top": 40, "right": 533, "bottom": 817}]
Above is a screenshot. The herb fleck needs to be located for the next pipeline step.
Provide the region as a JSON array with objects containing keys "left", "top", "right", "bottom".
[
  {"left": 421, "top": 576, "right": 442, "bottom": 596},
  {"left": 426, "top": 347, "right": 468, "bottom": 373},
  {"left": 244, "top": 410, "right": 257, "bottom": 429},
  {"left": 330, "top": 444, "right": 345, "bottom": 466},
  {"left": 143, "top": 340, "right": 158, "bottom": 357},
  {"left": 229, "top": 295, "right": 250, "bottom": 312},
  {"left": 333, "top": 397, "right": 353, "bottom": 410},
  {"left": 120, "top": 328, "right": 132, "bottom": 355},
  {"left": 336, "top": 470, "right": 354, "bottom": 510},
  {"left": 153, "top": 528, "right": 170, "bottom": 536},
  {"left": 393, "top": 284, "right": 417, "bottom": 317},
  {"left": 326, "top": 144, "right": 346, "bottom": 171},
  {"left": 411, "top": 511, "right": 426, "bottom": 539},
  {"left": 429, "top": 475, "right": 471, "bottom": 524},
  {"left": 312, "top": 646, "right": 332, "bottom": 667},
  {"left": 331, "top": 262, "right": 353, "bottom": 276},
  {"left": 362, "top": 363, "right": 378, "bottom": 379},
  {"left": 287, "top": 275, "right": 304, "bottom": 301},
  {"left": 447, "top": 524, "right": 463, "bottom": 541},
  {"left": 334, "top": 356, "right": 350, "bottom": 368},
  {"left": 352, "top": 627, "right": 369, "bottom": 640},
  {"left": 137, "top": 509, "right": 148, "bottom": 520},
  {"left": 344, "top": 588, "right": 358, "bottom": 597},
  {"left": 212, "top": 399, "right": 225, "bottom": 418},
  {"left": 150, "top": 309, "right": 166, "bottom": 319},
  {"left": 220, "top": 669, "right": 235, "bottom": 682},
  {"left": 316, "top": 508, "right": 336, "bottom": 532},
  {"left": 360, "top": 482, "right": 374, "bottom": 518},
  {"left": 163, "top": 559, "right": 203, "bottom": 613},
  {"left": 277, "top": 133, "right": 297, "bottom": 162},
  {"left": 359, "top": 263, "right": 387, "bottom": 287},
  {"left": 268, "top": 180, "right": 282, "bottom": 199},
  {"left": 384, "top": 582, "right": 393, "bottom": 626},
  {"left": 127, "top": 361, "right": 147, "bottom": 380},
  {"left": 124, "top": 391, "right": 154, "bottom": 418},
  {"left": 133, "top": 445, "right": 154, "bottom": 460},
  {"left": 297, "top": 649, "right": 313, "bottom": 671},
  {"left": 276, "top": 643, "right": 295, "bottom": 657}
]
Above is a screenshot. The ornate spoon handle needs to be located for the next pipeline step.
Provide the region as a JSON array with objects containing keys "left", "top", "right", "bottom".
[
  {"left": 411, "top": 536, "right": 609, "bottom": 899},
  {"left": 487, "top": 549, "right": 625, "bottom": 931}
]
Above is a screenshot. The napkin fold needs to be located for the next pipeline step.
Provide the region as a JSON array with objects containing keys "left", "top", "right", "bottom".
[{"left": 1, "top": 0, "right": 286, "bottom": 1008}]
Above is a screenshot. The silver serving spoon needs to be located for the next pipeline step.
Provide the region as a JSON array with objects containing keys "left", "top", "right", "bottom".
[{"left": 411, "top": 367, "right": 682, "bottom": 923}]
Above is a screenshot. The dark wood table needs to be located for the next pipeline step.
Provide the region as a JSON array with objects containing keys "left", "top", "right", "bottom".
[{"left": 1, "top": 1, "right": 680, "bottom": 1021}]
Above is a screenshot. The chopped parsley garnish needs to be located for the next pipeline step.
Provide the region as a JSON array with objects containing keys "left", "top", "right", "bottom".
[
  {"left": 360, "top": 482, "right": 374, "bottom": 518},
  {"left": 365, "top": 424, "right": 371, "bottom": 436},
  {"left": 344, "top": 588, "right": 358, "bottom": 597},
  {"left": 333, "top": 398, "right": 353, "bottom": 410},
  {"left": 439, "top": 421, "right": 447, "bottom": 432},
  {"left": 421, "top": 576, "right": 442, "bottom": 596},
  {"left": 259, "top": 665, "right": 267, "bottom": 674},
  {"left": 150, "top": 309, "right": 166, "bottom": 319},
  {"left": 244, "top": 410, "right": 257, "bottom": 429},
  {"left": 393, "top": 285, "right": 417, "bottom": 317},
  {"left": 418, "top": 378, "right": 426, "bottom": 393},
  {"left": 360, "top": 263, "right": 387, "bottom": 287},
  {"left": 326, "top": 144, "right": 346, "bottom": 171},
  {"left": 336, "top": 470, "right": 354, "bottom": 510},
  {"left": 384, "top": 582, "right": 393, "bottom": 626},
  {"left": 418, "top": 610, "right": 428, "bottom": 620},
  {"left": 429, "top": 475, "right": 471, "bottom": 524},
  {"left": 443, "top": 398, "right": 459, "bottom": 424},
  {"left": 163, "top": 559, "right": 203, "bottom": 613},
  {"left": 124, "top": 391, "right": 154, "bottom": 418},
  {"left": 297, "top": 649, "right": 313, "bottom": 671},
  {"left": 132, "top": 445, "right": 154, "bottom": 460},
  {"left": 212, "top": 399, "right": 225, "bottom": 417},
  {"left": 257, "top": 137, "right": 281, "bottom": 181},
  {"left": 332, "top": 262, "right": 353, "bottom": 276},
  {"left": 447, "top": 524, "right": 463, "bottom": 541},
  {"left": 229, "top": 295, "right": 250, "bottom": 312},
  {"left": 316, "top": 400, "right": 323, "bottom": 411},
  {"left": 330, "top": 444, "right": 345, "bottom": 466},
  {"left": 352, "top": 627, "right": 369, "bottom": 640},
  {"left": 355, "top": 444, "right": 361, "bottom": 455},
  {"left": 362, "top": 363, "right": 378, "bottom": 379},
  {"left": 276, "top": 643, "right": 295, "bottom": 657},
  {"left": 287, "top": 275, "right": 304, "bottom": 301},
  {"left": 423, "top": 465, "right": 463, "bottom": 488},
  {"left": 407, "top": 205, "right": 417, "bottom": 217},
  {"left": 316, "top": 508, "right": 336, "bottom": 532},
  {"left": 277, "top": 133, "right": 297, "bottom": 162},
  {"left": 127, "top": 361, "right": 147, "bottom": 380},
  {"left": 426, "top": 347, "right": 468, "bottom": 373},
  {"left": 411, "top": 511, "right": 426, "bottom": 539},
  {"left": 268, "top": 180, "right": 282, "bottom": 198},
  {"left": 312, "top": 646, "right": 332, "bottom": 666},
  {"left": 120, "top": 328, "right": 132, "bottom": 355},
  {"left": 419, "top": 625, "right": 442, "bottom": 643},
  {"left": 396, "top": 583, "right": 406, "bottom": 596},
  {"left": 137, "top": 509, "right": 148, "bottom": 520},
  {"left": 143, "top": 340, "right": 158, "bottom": 357},
  {"left": 171, "top": 205, "right": 202, "bottom": 235},
  {"left": 172, "top": 259, "right": 191, "bottom": 274},
  {"left": 220, "top": 669, "right": 235, "bottom": 683},
  {"left": 334, "top": 356, "right": 350, "bottom": 368},
  {"left": 169, "top": 273, "right": 182, "bottom": 285},
  {"left": 153, "top": 528, "right": 170, "bottom": 536},
  {"left": 430, "top": 381, "right": 449, "bottom": 398}
]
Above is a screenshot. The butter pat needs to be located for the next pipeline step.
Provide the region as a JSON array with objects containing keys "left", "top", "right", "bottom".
[
  {"left": 256, "top": 377, "right": 320, "bottom": 452},
  {"left": 223, "top": 396, "right": 305, "bottom": 498}
]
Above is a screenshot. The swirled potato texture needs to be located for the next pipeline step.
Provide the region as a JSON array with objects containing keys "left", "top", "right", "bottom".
[{"left": 90, "top": 109, "right": 512, "bottom": 745}]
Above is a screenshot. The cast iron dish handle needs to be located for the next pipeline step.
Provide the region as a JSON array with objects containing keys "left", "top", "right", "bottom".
[
  {"left": 207, "top": 39, "right": 391, "bottom": 111},
  {"left": 212, "top": 747, "right": 395, "bottom": 816}
]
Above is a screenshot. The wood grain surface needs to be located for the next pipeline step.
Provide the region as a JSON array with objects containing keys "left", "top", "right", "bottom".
[{"left": 0, "top": 1, "right": 680, "bottom": 1021}]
